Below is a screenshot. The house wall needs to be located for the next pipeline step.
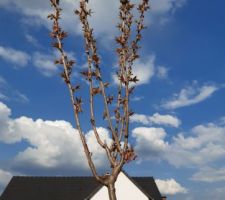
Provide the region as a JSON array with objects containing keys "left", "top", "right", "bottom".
[{"left": 91, "top": 172, "right": 149, "bottom": 200}]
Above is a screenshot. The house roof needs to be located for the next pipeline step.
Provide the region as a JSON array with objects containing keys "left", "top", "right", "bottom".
[
  {"left": 133, "top": 177, "right": 162, "bottom": 200},
  {"left": 0, "top": 173, "right": 162, "bottom": 200}
]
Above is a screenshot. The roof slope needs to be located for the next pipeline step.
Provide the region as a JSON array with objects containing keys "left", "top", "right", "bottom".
[
  {"left": 0, "top": 176, "right": 101, "bottom": 200},
  {"left": 0, "top": 175, "right": 162, "bottom": 200},
  {"left": 134, "top": 177, "right": 162, "bottom": 200}
]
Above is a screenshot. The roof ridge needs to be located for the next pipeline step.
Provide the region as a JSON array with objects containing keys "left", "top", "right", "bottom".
[{"left": 13, "top": 176, "right": 96, "bottom": 178}]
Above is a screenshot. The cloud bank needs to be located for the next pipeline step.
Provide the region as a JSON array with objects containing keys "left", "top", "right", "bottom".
[
  {"left": 0, "top": 102, "right": 110, "bottom": 173},
  {"left": 132, "top": 121, "right": 225, "bottom": 168}
]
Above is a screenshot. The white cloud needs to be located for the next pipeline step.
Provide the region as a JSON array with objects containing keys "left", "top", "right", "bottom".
[
  {"left": 131, "top": 56, "right": 156, "bottom": 85},
  {"left": 0, "top": 0, "right": 186, "bottom": 38},
  {"left": 0, "top": 100, "right": 11, "bottom": 118},
  {"left": 131, "top": 113, "right": 181, "bottom": 128},
  {"left": 156, "top": 66, "right": 169, "bottom": 79},
  {"left": 131, "top": 96, "right": 144, "bottom": 102},
  {"left": 151, "top": 0, "right": 186, "bottom": 15},
  {"left": 149, "top": 113, "right": 181, "bottom": 127},
  {"left": 112, "top": 55, "right": 170, "bottom": 86},
  {"left": 32, "top": 51, "right": 76, "bottom": 77},
  {"left": 25, "top": 34, "right": 40, "bottom": 47},
  {"left": 191, "top": 167, "right": 225, "bottom": 183},
  {"left": 32, "top": 52, "right": 59, "bottom": 77},
  {"left": 86, "top": 128, "right": 112, "bottom": 167},
  {"left": 113, "top": 55, "right": 156, "bottom": 86},
  {"left": 162, "top": 83, "right": 219, "bottom": 109},
  {"left": 166, "top": 123, "right": 225, "bottom": 167},
  {"left": 173, "top": 124, "right": 225, "bottom": 150},
  {"left": 156, "top": 178, "right": 188, "bottom": 195},
  {"left": 0, "top": 101, "right": 110, "bottom": 171},
  {"left": 133, "top": 121, "right": 225, "bottom": 168},
  {"left": 131, "top": 114, "right": 150, "bottom": 125},
  {"left": 132, "top": 127, "right": 168, "bottom": 161},
  {"left": 13, "top": 118, "right": 86, "bottom": 168},
  {"left": 0, "top": 46, "right": 30, "bottom": 67}
]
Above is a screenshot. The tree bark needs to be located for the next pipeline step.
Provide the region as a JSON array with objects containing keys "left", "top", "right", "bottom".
[{"left": 108, "top": 183, "right": 117, "bottom": 200}]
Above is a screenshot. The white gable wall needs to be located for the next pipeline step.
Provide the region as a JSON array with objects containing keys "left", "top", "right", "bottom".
[{"left": 90, "top": 172, "right": 149, "bottom": 200}]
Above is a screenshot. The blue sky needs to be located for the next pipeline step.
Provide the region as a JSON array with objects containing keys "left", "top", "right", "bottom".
[{"left": 0, "top": 0, "right": 225, "bottom": 199}]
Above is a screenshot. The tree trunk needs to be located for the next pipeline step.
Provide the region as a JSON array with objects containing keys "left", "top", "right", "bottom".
[{"left": 108, "top": 183, "right": 117, "bottom": 200}]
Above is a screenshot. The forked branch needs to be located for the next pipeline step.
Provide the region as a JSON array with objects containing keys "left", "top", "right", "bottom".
[{"left": 48, "top": 0, "right": 149, "bottom": 198}]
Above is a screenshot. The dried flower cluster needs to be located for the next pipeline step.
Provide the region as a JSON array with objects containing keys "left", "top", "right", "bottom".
[{"left": 48, "top": 0, "right": 149, "bottom": 199}]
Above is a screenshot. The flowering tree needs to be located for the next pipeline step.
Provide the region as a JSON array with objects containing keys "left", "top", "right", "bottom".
[{"left": 48, "top": 0, "right": 149, "bottom": 199}]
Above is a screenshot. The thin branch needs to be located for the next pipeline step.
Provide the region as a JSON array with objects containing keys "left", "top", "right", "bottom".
[
  {"left": 75, "top": 0, "right": 122, "bottom": 154},
  {"left": 48, "top": 0, "right": 105, "bottom": 184}
]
